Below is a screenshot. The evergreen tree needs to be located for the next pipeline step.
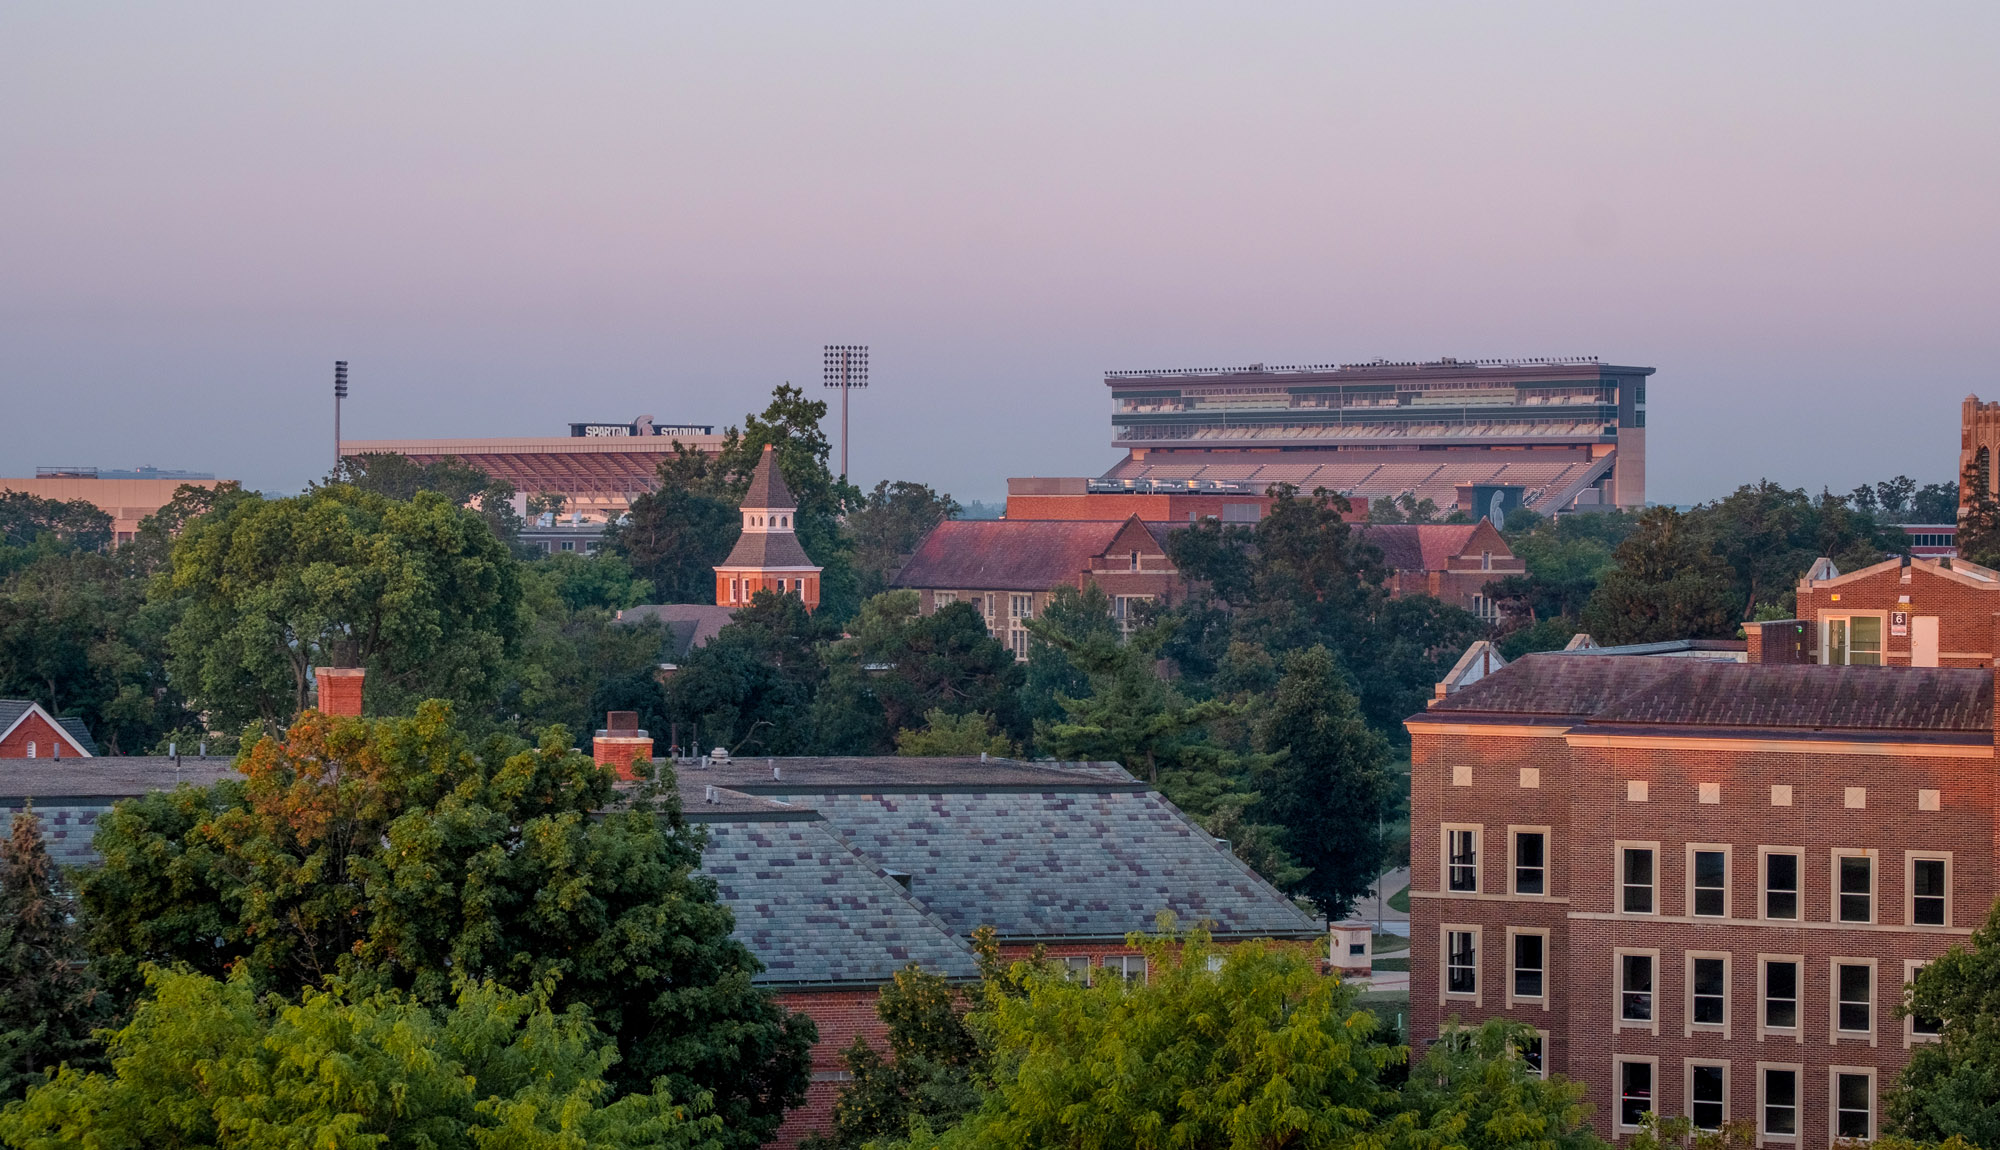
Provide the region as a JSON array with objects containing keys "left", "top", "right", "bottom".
[
  {"left": 1252, "top": 645, "right": 1393, "bottom": 918},
  {"left": 0, "top": 807, "right": 105, "bottom": 1101}
]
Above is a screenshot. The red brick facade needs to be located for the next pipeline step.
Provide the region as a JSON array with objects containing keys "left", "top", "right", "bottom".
[
  {"left": 1793, "top": 557, "right": 2000, "bottom": 668},
  {"left": 1409, "top": 655, "right": 1992, "bottom": 1147},
  {"left": 0, "top": 708, "right": 88, "bottom": 759},
  {"left": 316, "top": 668, "right": 366, "bottom": 717}
]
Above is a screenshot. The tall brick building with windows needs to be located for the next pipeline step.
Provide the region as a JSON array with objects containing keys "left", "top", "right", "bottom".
[{"left": 1408, "top": 646, "right": 1994, "bottom": 1147}]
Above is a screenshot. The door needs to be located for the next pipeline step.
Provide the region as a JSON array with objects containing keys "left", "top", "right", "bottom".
[{"left": 1912, "top": 616, "right": 1940, "bottom": 667}]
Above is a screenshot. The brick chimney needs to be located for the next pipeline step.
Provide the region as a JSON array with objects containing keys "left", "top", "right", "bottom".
[
  {"left": 594, "top": 711, "right": 655, "bottom": 780},
  {"left": 316, "top": 640, "right": 366, "bottom": 717},
  {"left": 1743, "top": 620, "right": 1811, "bottom": 665}
]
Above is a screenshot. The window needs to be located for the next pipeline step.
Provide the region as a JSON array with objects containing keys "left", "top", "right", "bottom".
[
  {"left": 1838, "top": 854, "right": 1874, "bottom": 923},
  {"left": 1690, "top": 1062, "right": 1726, "bottom": 1131},
  {"left": 1446, "top": 827, "right": 1479, "bottom": 892},
  {"left": 1481, "top": 549, "right": 1493, "bottom": 571},
  {"left": 560, "top": 540, "right": 575, "bottom": 551},
  {"left": 1765, "top": 850, "right": 1800, "bottom": 920},
  {"left": 1129, "top": 550, "right": 1140, "bottom": 572},
  {"left": 1692, "top": 848, "right": 1727, "bottom": 917},
  {"left": 1102, "top": 955, "right": 1146, "bottom": 984},
  {"left": 24, "top": 741, "right": 34, "bottom": 759},
  {"left": 1621, "top": 953, "right": 1654, "bottom": 1022},
  {"left": 1911, "top": 855, "right": 1949, "bottom": 926},
  {"left": 1514, "top": 1032, "right": 1545, "bottom": 1078},
  {"left": 1837, "top": 962, "right": 1872, "bottom": 1034},
  {"left": 1513, "top": 932, "right": 1544, "bottom": 1000},
  {"left": 1008, "top": 629, "right": 1029, "bottom": 660},
  {"left": 1764, "top": 959, "right": 1799, "bottom": 1030},
  {"left": 1835, "top": 1070, "right": 1873, "bottom": 1140},
  {"left": 934, "top": 591, "right": 957, "bottom": 608},
  {"left": 1112, "top": 595, "right": 1151, "bottom": 635},
  {"left": 1061, "top": 956, "right": 1091, "bottom": 981},
  {"left": 1622, "top": 846, "right": 1655, "bottom": 913},
  {"left": 1446, "top": 930, "right": 1477, "bottom": 995},
  {"left": 1907, "top": 960, "right": 1942, "bottom": 1041},
  {"left": 1206, "top": 954, "right": 1226, "bottom": 973},
  {"left": 1692, "top": 957, "right": 1727, "bottom": 1027},
  {"left": 1826, "top": 615, "right": 1883, "bottom": 665},
  {"left": 1618, "top": 1059, "right": 1654, "bottom": 1128},
  {"left": 1010, "top": 594, "right": 1034, "bottom": 621},
  {"left": 1513, "top": 831, "right": 1546, "bottom": 895},
  {"left": 1763, "top": 1067, "right": 1799, "bottom": 1138}
]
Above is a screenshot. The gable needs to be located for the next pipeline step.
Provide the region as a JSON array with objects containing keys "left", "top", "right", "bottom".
[{"left": 0, "top": 702, "right": 93, "bottom": 758}]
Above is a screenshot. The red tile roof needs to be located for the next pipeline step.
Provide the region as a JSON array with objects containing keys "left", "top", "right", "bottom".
[{"left": 893, "top": 520, "right": 1133, "bottom": 591}]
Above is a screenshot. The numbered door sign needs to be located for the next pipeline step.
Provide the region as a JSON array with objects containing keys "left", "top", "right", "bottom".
[{"left": 1891, "top": 610, "right": 1909, "bottom": 637}]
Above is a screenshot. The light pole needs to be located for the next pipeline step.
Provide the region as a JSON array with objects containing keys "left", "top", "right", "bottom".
[
  {"left": 333, "top": 360, "right": 349, "bottom": 476},
  {"left": 822, "top": 345, "right": 868, "bottom": 479}
]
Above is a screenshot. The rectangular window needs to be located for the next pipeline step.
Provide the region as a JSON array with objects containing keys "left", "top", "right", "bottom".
[
  {"left": 1513, "top": 831, "right": 1545, "bottom": 895},
  {"left": 1839, "top": 854, "right": 1873, "bottom": 923},
  {"left": 1826, "top": 615, "right": 1884, "bottom": 665},
  {"left": 1515, "top": 1032, "right": 1545, "bottom": 1078},
  {"left": 1909, "top": 960, "right": 1942, "bottom": 1040},
  {"left": 1008, "top": 629, "right": 1029, "bottom": 660},
  {"left": 1765, "top": 851, "right": 1800, "bottom": 920},
  {"left": 1102, "top": 955, "right": 1146, "bottom": 984},
  {"left": 1838, "top": 963, "right": 1872, "bottom": 1033},
  {"left": 1513, "top": 933, "right": 1544, "bottom": 1000},
  {"left": 1010, "top": 593, "right": 1034, "bottom": 621},
  {"left": 1619, "top": 1060, "right": 1654, "bottom": 1128},
  {"left": 1446, "top": 931, "right": 1477, "bottom": 995},
  {"left": 934, "top": 591, "right": 957, "bottom": 607},
  {"left": 1447, "top": 828, "right": 1479, "bottom": 892},
  {"left": 1693, "top": 957, "right": 1727, "bottom": 1026},
  {"left": 1690, "top": 1063, "right": 1726, "bottom": 1131},
  {"left": 1913, "top": 856, "right": 1948, "bottom": 926},
  {"left": 1693, "top": 849, "right": 1727, "bottom": 917},
  {"left": 1622, "top": 847, "right": 1655, "bottom": 913},
  {"left": 1836, "top": 1071, "right": 1873, "bottom": 1140},
  {"left": 1764, "top": 1067, "right": 1798, "bottom": 1138},
  {"left": 1621, "top": 954, "right": 1654, "bottom": 1022},
  {"left": 1765, "top": 960, "right": 1799, "bottom": 1030},
  {"left": 1062, "top": 956, "right": 1091, "bottom": 981}
]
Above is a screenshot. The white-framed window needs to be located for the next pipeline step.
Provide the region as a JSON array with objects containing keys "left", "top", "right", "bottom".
[
  {"left": 1513, "top": 1030, "right": 1548, "bottom": 1078},
  {"left": 1823, "top": 613, "right": 1885, "bottom": 665},
  {"left": 1760, "top": 1063, "right": 1802, "bottom": 1141},
  {"left": 1443, "top": 824, "right": 1481, "bottom": 893},
  {"left": 1617, "top": 841, "right": 1658, "bottom": 914},
  {"left": 1102, "top": 954, "right": 1147, "bottom": 984},
  {"left": 1688, "top": 952, "right": 1730, "bottom": 1036},
  {"left": 1834, "top": 850, "right": 1876, "bottom": 924},
  {"left": 1061, "top": 956, "right": 1091, "bottom": 981},
  {"left": 1687, "top": 1060, "right": 1729, "bottom": 1132},
  {"left": 1616, "top": 1057, "right": 1658, "bottom": 1130},
  {"left": 1442, "top": 925, "right": 1479, "bottom": 1001},
  {"left": 1470, "top": 593, "right": 1498, "bottom": 622},
  {"left": 1010, "top": 593, "right": 1034, "bottom": 621},
  {"left": 934, "top": 591, "right": 957, "bottom": 608},
  {"left": 1616, "top": 949, "right": 1659, "bottom": 1032},
  {"left": 1511, "top": 827, "right": 1548, "bottom": 896},
  {"left": 24, "top": 741, "right": 34, "bottom": 759},
  {"left": 1908, "top": 852, "right": 1951, "bottom": 927},
  {"left": 1760, "top": 956, "right": 1803, "bottom": 1039},
  {"left": 1906, "top": 959, "right": 1942, "bottom": 1045},
  {"left": 1689, "top": 844, "right": 1730, "bottom": 918},
  {"left": 1508, "top": 927, "right": 1547, "bottom": 1007},
  {"left": 1762, "top": 848, "right": 1802, "bottom": 921},
  {"left": 1833, "top": 959, "right": 1875, "bottom": 1042},
  {"left": 1831, "top": 1067, "right": 1875, "bottom": 1141},
  {"left": 1008, "top": 629, "right": 1029, "bottom": 660},
  {"left": 1112, "top": 595, "right": 1152, "bottom": 635}
]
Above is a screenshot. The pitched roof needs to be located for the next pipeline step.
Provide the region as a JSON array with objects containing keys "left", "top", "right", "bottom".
[
  {"left": 617, "top": 604, "right": 737, "bottom": 658},
  {"left": 893, "top": 519, "right": 1131, "bottom": 591},
  {"left": 1414, "top": 653, "right": 1994, "bottom": 737},
  {"left": 740, "top": 445, "right": 797, "bottom": 510},
  {"left": 0, "top": 700, "right": 97, "bottom": 756},
  {"left": 1356, "top": 524, "right": 1480, "bottom": 572},
  {"left": 717, "top": 529, "right": 817, "bottom": 570}
]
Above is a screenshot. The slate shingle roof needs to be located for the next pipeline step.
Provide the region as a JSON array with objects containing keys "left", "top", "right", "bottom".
[
  {"left": 893, "top": 520, "right": 1130, "bottom": 591},
  {"left": 741, "top": 445, "right": 797, "bottom": 510},
  {"left": 0, "top": 756, "right": 235, "bottom": 800},
  {"left": 1421, "top": 653, "right": 1689, "bottom": 720},
  {"left": 0, "top": 700, "right": 99, "bottom": 756},
  {"left": 1357, "top": 524, "right": 1479, "bottom": 573},
  {"left": 616, "top": 604, "right": 737, "bottom": 659},
  {"left": 717, "top": 529, "right": 817, "bottom": 570}
]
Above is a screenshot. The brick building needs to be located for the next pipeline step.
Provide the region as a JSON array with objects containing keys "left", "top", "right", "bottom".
[
  {"left": 1360, "top": 520, "right": 1525, "bottom": 621},
  {"left": 1408, "top": 648, "right": 1992, "bottom": 1146},
  {"left": 1782, "top": 555, "right": 2000, "bottom": 669},
  {"left": 0, "top": 700, "right": 98, "bottom": 759},
  {"left": 714, "top": 444, "right": 822, "bottom": 611}
]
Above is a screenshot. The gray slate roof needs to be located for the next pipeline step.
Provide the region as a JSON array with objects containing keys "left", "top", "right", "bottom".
[
  {"left": 617, "top": 604, "right": 736, "bottom": 659},
  {"left": 741, "top": 445, "right": 797, "bottom": 510},
  {"left": 0, "top": 755, "right": 237, "bottom": 800},
  {"left": 717, "top": 529, "right": 817, "bottom": 570},
  {"left": 0, "top": 701, "right": 100, "bottom": 757}
]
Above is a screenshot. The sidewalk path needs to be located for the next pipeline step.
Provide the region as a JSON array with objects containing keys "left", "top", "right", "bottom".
[{"left": 1349, "top": 867, "right": 1411, "bottom": 929}]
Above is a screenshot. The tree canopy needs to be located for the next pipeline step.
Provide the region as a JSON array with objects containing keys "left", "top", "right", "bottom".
[{"left": 0, "top": 808, "right": 106, "bottom": 1103}]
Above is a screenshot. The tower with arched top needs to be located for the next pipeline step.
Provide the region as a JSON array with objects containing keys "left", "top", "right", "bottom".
[
  {"left": 1963, "top": 395, "right": 2000, "bottom": 517},
  {"left": 715, "top": 444, "right": 822, "bottom": 611}
]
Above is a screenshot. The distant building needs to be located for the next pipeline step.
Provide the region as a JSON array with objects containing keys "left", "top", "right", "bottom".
[
  {"left": 1, "top": 475, "right": 225, "bottom": 544},
  {"left": 0, "top": 700, "right": 97, "bottom": 759},
  {"left": 1778, "top": 554, "right": 2000, "bottom": 669},
  {"left": 343, "top": 415, "right": 724, "bottom": 524},
  {"left": 1359, "top": 520, "right": 1523, "bottom": 622},
  {"left": 713, "top": 445, "right": 821, "bottom": 612},
  {"left": 1099, "top": 357, "right": 1653, "bottom": 514}
]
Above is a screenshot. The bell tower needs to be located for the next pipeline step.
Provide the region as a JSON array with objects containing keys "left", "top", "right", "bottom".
[
  {"left": 714, "top": 444, "right": 822, "bottom": 611},
  {"left": 1962, "top": 395, "right": 2000, "bottom": 516}
]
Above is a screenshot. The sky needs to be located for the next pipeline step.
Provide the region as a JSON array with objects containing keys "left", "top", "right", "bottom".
[{"left": 2, "top": 3, "right": 1996, "bottom": 504}]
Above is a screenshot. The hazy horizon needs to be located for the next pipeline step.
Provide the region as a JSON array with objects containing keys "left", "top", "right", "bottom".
[{"left": 4, "top": 3, "right": 1996, "bottom": 505}]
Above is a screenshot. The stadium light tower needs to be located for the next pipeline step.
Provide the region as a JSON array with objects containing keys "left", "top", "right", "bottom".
[
  {"left": 822, "top": 345, "right": 868, "bottom": 479},
  {"left": 333, "top": 360, "right": 349, "bottom": 476}
]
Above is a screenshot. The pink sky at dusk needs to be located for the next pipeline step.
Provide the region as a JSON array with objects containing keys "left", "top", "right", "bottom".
[{"left": 2, "top": 3, "right": 1996, "bottom": 503}]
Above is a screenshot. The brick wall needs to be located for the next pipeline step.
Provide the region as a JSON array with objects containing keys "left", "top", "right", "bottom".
[
  {"left": 1795, "top": 563, "right": 1999, "bottom": 667},
  {"left": 768, "top": 987, "right": 890, "bottom": 1149},
  {"left": 0, "top": 711, "right": 86, "bottom": 759}
]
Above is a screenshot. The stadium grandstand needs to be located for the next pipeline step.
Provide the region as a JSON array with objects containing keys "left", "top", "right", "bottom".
[
  {"left": 341, "top": 416, "right": 723, "bottom": 522},
  {"left": 1099, "top": 356, "right": 1654, "bottom": 514}
]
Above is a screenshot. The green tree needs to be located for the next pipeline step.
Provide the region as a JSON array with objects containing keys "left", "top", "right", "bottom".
[
  {"left": 725, "top": 385, "right": 864, "bottom": 620},
  {"left": 158, "top": 486, "right": 524, "bottom": 725},
  {"left": 78, "top": 704, "right": 813, "bottom": 1147},
  {"left": 813, "top": 594, "right": 1023, "bottom": 755},
  {"left": 1698, "top": 481, "right": 1891, "bottom": 619},
  {"left": 1018, "top": 585, "right": 1119, "bottom": 729},
  {"left": 0, "top": 808, "right": 106, "bottom": 1102},
  {"left": 491, "top": 557, "right": 665, "bottom": 741},
  {"left": 806, "top": 966, "right": 981, "bottom": 1150},
  {"left": 1887, "top": 902, "right": 2000, "bottom": 1144},
  {"left": 1579, "top": 507, "right": 1738, "bottom": 644},
  {"left": 0, "top": 968, "right": 725, "bottom": 1150},
  {"left": 604, "top": 444, "right": 743, "bottom": 604},
  {"left": 663, "top": 591, "right": 838, "bottom": 756},
  {"left": 339, "top": 452, "right": 530, "bottom": 553},
  {"left": 848, "top": 482, "right": 960, "bottom": 599},
  {"left": 1394, "top": 1019, "right": 1605, "bottom": 1150},
  {"left": 0, "top": 491, "right": 112, "bottom": 552},
  {"left": 1252, "top": 646, "right": 1393, "bottom": 918},
  {"left": 894, "top": 710, "right": 1016, "bottom": 758},
  {"left": 1028, "top": 614, "right": 1231, "bottom": 782}
]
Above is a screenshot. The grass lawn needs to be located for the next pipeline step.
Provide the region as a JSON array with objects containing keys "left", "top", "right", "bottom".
[
  {"left": 1387, "top": 884, "right": 1410, "bottom": 913},
  {"left": 1372, "top": 956, "right": 1409, "bottom": 972}
]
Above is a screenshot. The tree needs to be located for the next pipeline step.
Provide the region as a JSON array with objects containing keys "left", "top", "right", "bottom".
[
  {"left": 1699, "top": 482, "right": 1892, "bottom": 619},
  {"left": 894, "top": 710, "right": 1015, "bottom": 758},
  {"left": 1028, "top": 613, "right": 1231, "bottom": 782},
  {"left": 806, "top": 966, "right": 981, "bottom": 1149},
  {"left": 1018, "top": 584, "right": 1119, "bottom": 729},
  {"left": 1252, "top": 646, "right": 1393, "bottom": 918},
  {"left": 1394, "top": 1019, "right": 1606, "bottom": 1150},
  {"left": 1369, "top": 493, "right": 1445, "bottom": 524},
  {"left": 1887, "top": 902, "right": 2000, "bottom": 1144},
  {"left": 158, "top": 486, "right": 524, "bottom": 725},
  {"left": 604, "top": 444, "right": 743, "bottom": 604},
  {"left": 663, "top": 591, "right": 837, "bottom": 756},
  {"left": 0, "top": 491, "right": 112, "bottom": 552},
  {"left": 813, "top": 594, "right": 1023, "bottom": 755},
  {"left": 78, "top": 704, "right": 814, "bottom": 1147},
  {"left": 849, "top": 482, "right": 959, "bottom": 599},
  {"left": 0, "top": 968, "right": 726, "bottom": 1150},
  {"left": 727, "top": 385, "right": 863, "bottom": 620},
  {"left": 339, "top": 452, "right": 530, "bottom": 554},
  {"left": 1579, "top": 508, "right": 1738, "bottom": 644},
  {"left": 1913, "top": 481, "right": 1960, "bottom": 524},
  {"left": 0, "top": 808, "right": 105, "bottom": 1103}
]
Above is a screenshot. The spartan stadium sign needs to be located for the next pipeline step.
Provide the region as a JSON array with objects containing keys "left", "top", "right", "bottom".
[{"left": 569, "top": 421, "right": 716, "bottom": 439}]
